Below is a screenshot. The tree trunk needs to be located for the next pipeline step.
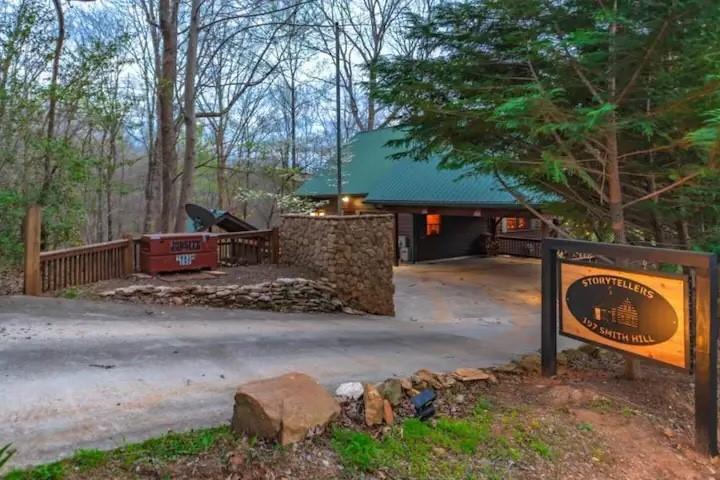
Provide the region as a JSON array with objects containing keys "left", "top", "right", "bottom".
[
  {"left": 144, "top": 137, "right": 161, "bottom": 232},
  {"left": 290, "top": 75, "right": 297, "bottom": 168},
  {"left": 676, "top": 219, "right": 691, "bottom": 249},
  {"left": 607, "top": 130, "right": 626, "bottom": 244},
  {"left": 215, "top": 125, "right": 227, "bottom": 209},
  {"left": 243, "top": 156, "right": 251, "bottom": 219},
  {"left": 607, "top": 0, "right": 635, "bottom": 380},
  {"left": 106, "top": 131, "right": 117, "bottom": 241},
  {"left": 174, "top": 0, "right": 200, "bottom": 232},
  {"left": 158, "top": 0, "right": 179, "bottom": 232},
  {"left": 143, "top": 6, "right": 163, "bottom": 233},
  {"left": 366, "top": 62, "right": 376, "bottom": 131},
  {"left": 39, "top": 0, "right": 65, "bottom": 204}
]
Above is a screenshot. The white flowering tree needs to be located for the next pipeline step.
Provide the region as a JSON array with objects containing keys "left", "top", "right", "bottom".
[{"left": 236, "top": 166, "right": 327, "bottom": 227}]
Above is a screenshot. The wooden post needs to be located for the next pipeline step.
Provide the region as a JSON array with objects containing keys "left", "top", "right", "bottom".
[
  {"left": 694, "top": 258, "right": 718, "bottom": 456},
  {"left": 23, "top": 205, "right": 42, "bottom": 295},
  {"left": 540, "top": 241, "right": 558, "bottom": 377},
  {"left": 270, "top": 227, "right": 280, "bottom": 264},
  {"left": 393, "top": 213, "right": 399, "bottom": 267},
  {"left": 122, "top": 234, "right": 135, "bottom": 275}
]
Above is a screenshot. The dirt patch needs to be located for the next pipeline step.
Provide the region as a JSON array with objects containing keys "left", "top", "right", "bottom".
[
  {"left": 0, "top": 268, "right": 22, "bottom": 295},
  {"left": 73, "top": 264, "right": 319, "bottom": 299}
]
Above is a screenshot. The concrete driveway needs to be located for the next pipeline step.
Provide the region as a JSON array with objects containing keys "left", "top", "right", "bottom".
[
  {"left": 0, "top": 257, "right": 569, "bottom": 467},
  {"left": 395, "top": 255, "right": 541, "bottom": 326}
]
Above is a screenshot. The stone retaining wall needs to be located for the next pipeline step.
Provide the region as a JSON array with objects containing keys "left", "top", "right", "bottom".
[
  {"left": 279, "top": 214, "right": 395, "bottom": 315},
  {"left": 100, "top": 278, "right": 345, "bottom": 313}
]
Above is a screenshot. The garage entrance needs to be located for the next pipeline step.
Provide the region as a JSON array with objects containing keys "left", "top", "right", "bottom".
[{"left": 395, "top": 210, "right": 545, "bottom": 263}]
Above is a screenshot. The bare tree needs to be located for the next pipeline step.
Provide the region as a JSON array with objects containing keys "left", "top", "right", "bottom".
[
  {"left": 158, "top": 0, "right": 179, "bottom": 232},
  {"left": 173, "top": 0, "right": 201, "bottom": 231},
  {"left": 39, "top": 0, "right": 98, "bottom": 205},
  {"left": 172, "top": 1, "right": 298, "bottom": 228},
  {"left": 314, "top": 0, "right": 409, "bottom": 132},
  {"left": 134, "top": 0, "right": 163, "bottom": 232}
]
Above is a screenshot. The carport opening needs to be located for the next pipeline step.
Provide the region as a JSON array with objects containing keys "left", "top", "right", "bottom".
[{"left": 397, "top": 212, "right": 546, "bottom": 264}]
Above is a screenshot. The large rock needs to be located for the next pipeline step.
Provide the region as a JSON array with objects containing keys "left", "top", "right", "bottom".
[
  {"left": 383, "top": 399, "right": 395, "bottom": 425},
  {"left": 452, "top": 368, "right": 497, "bottom": 383},
  {"left": 335, "top": 382, "right": 364, "bottom": 400},
  {"left": 231, "top": 372, "right": 340, "bottom": 445},
  {"left": 377, "top": 378, "right": 404, "bottom": 406},
  {"left": 363, "top": 383, "right": 385, "bottom": 426},
  {"left": 412, "top": 369, "right": 444, "bottom": 390}
]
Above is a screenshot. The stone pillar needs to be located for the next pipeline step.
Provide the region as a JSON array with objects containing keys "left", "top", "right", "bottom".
[{"left": 279, "top": 214, "right": 395, "bottom": 315}]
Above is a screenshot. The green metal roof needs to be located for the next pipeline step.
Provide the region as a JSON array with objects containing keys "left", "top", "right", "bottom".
[
  {"left": 296, "top": 128, "right": 404, "bottom": 197},
  {"left": 297, "top": 128, "right": 544, "bottom": 207}
]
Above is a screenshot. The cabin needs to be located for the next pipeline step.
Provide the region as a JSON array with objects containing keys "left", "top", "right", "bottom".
[{"left": 296, "top": 128, "right": 549, "bottom": 263}]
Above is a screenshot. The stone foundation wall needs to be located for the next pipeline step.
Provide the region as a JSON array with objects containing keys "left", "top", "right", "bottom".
[
  {"left": 100, "top": 278, "right": 344, "bottom": 313},
  {"left": 279, "top": 214, "right": 395, "bottom": 315}
]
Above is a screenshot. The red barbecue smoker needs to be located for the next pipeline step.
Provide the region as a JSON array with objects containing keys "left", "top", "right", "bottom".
[{"left": 139, "top": 233, "right": 218, "bottom": 275}]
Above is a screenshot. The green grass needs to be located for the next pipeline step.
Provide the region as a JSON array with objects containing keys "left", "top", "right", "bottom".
[
  {"left": 331, "top": 429, "right": 382, "bottom": 471},
  {"left": 4, "top": 462, "right": 65, "bottom": 480},
  {"left": 529, "top": 439, "right": 553, "bottom": 459},
  {"left": 588, "top": 398, "right": 614, "bottom": 413},
  {"left": 70, "top": 450, "right": 107, "bottom": 470},
  {"left": 3, "top": 427, "right": 232, "bottom": 480},
  {"left": 577, "top": 422, "right": 594, "bottom": 432},
  {"left": 119, "top": 427, "right": 230, "bottom": 466},
  {"left": 331, "top": 398, "right": 557, "bottom": 479},
  {"left": 621, "top": 406, "right": 636, "bottom": 418},
  {"left": 59, "top": 287, "right": 80, "bottom": 299},
  {"left": 4, "top": 400, "right": 567, "bottom": 480}
]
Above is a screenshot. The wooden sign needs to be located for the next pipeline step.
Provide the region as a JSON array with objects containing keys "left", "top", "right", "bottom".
[
  {"left": 560, "top": 262, "right": 688, "bottom": 369},
  {"left": 541, "top": 238, "right": 717, "bottom": 455}
]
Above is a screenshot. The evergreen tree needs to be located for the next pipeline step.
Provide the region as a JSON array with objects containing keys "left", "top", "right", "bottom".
[{"left": 375, "top": 0, "right": 720, "bottom": 248}]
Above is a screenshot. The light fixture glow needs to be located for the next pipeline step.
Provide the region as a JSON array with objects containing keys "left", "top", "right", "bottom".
[{"left": 342, "top": 196, "right": 350, "bottom": 203}]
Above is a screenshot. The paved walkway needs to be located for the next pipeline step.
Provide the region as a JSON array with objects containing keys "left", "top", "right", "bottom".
[{"left": 0, "top": 257, "right": 572, "bottom": 467}]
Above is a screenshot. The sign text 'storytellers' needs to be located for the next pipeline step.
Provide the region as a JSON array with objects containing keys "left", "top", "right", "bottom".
[{"left": 578, "top": 276, "right": 655, "bottom": 299}]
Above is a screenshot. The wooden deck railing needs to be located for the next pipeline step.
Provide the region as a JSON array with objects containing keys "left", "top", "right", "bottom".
[
  {"left": 29, "top": 229, "right": 280, "bottom": 293},
  {"left": 216, "top": 229, "right": 279, "bottom": 265},
  {"left": 21, "top": 204, "right": 281, "bottom": 294},
  {"left": 39, "top": 238, "right": 134, "bottom": 292},
  {"left": 495, "top": 236, "right": 542, "bottom": 258}
]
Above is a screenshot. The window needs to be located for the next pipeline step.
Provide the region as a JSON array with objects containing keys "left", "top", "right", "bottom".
[
  {"left": 505, "top": 217, "right": 528, "bottom": 231},
  {"left": 426, "top": 214, "right": 441, "bottom": 236}
]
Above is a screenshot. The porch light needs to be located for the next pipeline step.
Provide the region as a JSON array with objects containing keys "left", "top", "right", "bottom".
[{"left": 342, "top": 196, "right": 350, "bottom": 203}]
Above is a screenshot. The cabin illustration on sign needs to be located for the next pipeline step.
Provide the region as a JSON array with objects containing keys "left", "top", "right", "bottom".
[{"left": 593, "top": 298, "right": 640, "bottom": 328}]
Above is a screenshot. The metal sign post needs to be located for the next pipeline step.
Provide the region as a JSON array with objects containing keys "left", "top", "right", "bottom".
[{"left": 541, "top": 238, "right": 718, "bottom": 456}]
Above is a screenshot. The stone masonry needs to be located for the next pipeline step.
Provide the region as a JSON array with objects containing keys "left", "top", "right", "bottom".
[
  {"left": 279, "top": 214, "right": 395, "bottom": 315},
  {"left": 100, "top": 278, "right": 344, "bottom": 313}
]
